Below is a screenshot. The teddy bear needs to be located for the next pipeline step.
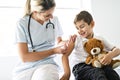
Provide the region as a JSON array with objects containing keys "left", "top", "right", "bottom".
[{"left": 84, "top": 38, "right": 120, "bottom": 68}]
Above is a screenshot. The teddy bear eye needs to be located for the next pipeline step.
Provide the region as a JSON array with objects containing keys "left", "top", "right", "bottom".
[{"left": 93, "top": 49, "right": 97, "bottom": 53}]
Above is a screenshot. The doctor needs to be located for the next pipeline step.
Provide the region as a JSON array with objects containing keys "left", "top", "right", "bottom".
[{"left": 13, "top": 0, "right": 68, "bottom": 80}]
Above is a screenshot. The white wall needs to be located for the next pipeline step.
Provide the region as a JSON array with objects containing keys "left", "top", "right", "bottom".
[
  {"left": 0, "top": 56, "right": 18, "bottom": 80},
  {"left": 91, "top": 0, "right": 120, "bottom": 48}
]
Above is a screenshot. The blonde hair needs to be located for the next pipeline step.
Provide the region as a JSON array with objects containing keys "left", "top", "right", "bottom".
[{"left": 24, "top": 0, "right": 56, "bottom": 16}]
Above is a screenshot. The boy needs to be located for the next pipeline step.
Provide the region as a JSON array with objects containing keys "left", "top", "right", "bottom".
[{"left": 62, "top": 10, "right": 120, "bottom": 80}]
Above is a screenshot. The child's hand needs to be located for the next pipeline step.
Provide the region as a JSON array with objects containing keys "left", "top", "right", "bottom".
[
  {"left": 60, "top": 74, "right": 70, "bottom": 80},
  {"left": 69, "top": 34, "right": 77, "bottom": 43},
  {"left": 56, "top": 34, "right": 77, "bottom": 55},
  {"left": 63, "top": 34, "right": 77, "bottom": 56},
  {"left": 100, "top": 52, "right": 112, "bottom": 65}
]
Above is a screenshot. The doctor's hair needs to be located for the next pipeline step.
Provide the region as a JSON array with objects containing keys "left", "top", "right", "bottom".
[
  {"left": 24, "top": 0, "right": 56, "bottom": 16},
  {"left": 74, "top": 10, "right": 93, "bottom": 25}
]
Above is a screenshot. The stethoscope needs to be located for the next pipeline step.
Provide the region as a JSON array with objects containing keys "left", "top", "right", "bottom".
[{"left": 28, "top": 14, "right": 55, "bottom": 52}]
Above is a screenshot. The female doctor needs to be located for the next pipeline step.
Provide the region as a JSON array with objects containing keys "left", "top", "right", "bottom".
[{"left": 12, "top": 0, "right": 68, "bottom": 80}]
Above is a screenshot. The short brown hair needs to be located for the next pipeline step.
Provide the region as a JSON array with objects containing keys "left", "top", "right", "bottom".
[{"left": 74, "top": 10, "right": 93, "bottom": 25}]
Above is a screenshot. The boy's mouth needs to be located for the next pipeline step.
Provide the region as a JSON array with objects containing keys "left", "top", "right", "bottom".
[{"left": 80, "top": 32, "right": 86, "bottom": 36}]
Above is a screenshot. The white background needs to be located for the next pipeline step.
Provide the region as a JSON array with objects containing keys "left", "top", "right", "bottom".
[{"left": 0, "top": 0, "right": 120, "bottom": 80}]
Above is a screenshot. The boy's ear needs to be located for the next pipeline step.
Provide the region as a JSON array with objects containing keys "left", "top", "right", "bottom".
[{"left": 91, "top": 20, "right": 95, "bottom": 28}]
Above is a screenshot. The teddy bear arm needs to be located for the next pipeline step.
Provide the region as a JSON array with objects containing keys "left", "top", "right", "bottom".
[{"left": 110, "top": 59, "right": 120, "bottom": 69}]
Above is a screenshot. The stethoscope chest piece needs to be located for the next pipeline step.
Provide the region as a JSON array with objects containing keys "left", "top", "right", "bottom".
[{"left": 46, "top": 20, "right": 55, "bottom": 29}]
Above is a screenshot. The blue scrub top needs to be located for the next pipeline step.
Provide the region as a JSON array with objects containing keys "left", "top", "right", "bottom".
[{"left": 14, "top": 15, "right": 63, "bottom": 73}]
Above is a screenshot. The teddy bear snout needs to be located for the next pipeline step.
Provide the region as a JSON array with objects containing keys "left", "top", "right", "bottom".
[{"left": 91, "top": 47, "right": 101, "bottom": 55}]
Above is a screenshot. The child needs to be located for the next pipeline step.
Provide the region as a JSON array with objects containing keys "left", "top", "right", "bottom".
[{"left": 63, "top": 10, "right": 120, "bottom": 80}]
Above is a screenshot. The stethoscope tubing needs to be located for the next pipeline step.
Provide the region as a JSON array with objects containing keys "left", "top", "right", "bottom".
[{"left": 28, "top": 14, "right": 55, "bottom": 52}]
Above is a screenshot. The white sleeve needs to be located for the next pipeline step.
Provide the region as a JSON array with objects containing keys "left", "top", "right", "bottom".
[
  {"left": 14, "top": 19, "right": 27, "bottom": 44},
  {"left": 96, "top": 36, "right": 115, "bottom": 51}
]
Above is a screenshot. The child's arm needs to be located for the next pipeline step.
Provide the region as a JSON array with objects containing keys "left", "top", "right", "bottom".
[
  {"left": 60, "top": 55, "right": 70, "bottom": 80},
  {"left": 109, "top": 47, "right": 120, "bottom": 57},
  {"left": 60, "top": 35, "right": 77, "bottom": 80}
]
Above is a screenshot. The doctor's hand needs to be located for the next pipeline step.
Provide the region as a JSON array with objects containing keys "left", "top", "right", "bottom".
[
  {"left": 54, "top": 34, "right": 77, "bottom": 54},
  {"left": 53, "top": 43, "right": 68, "bottom": 54}
]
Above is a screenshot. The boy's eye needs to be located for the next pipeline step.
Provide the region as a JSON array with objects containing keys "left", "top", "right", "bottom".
[
  {"left": 76, "top": 26, "right": 79, "bottom": 30},
  {"left": 77, "top": 25, "right": 85, "bottom": 30},
  {"left": 80, "top": 25, "right": 85, "bottom": 28}
]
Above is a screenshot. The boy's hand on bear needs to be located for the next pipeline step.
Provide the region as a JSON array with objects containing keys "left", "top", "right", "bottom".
[{"left": 100, "top": 53, "right": 112, "bottom": 65}]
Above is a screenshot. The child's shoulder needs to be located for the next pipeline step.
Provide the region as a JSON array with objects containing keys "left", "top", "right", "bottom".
[
  {"left": 94, "top": 34, "right": 106, "bottom": 41},
  {"left": 75, "top": 35, "right": 87, "bottom": 46}
]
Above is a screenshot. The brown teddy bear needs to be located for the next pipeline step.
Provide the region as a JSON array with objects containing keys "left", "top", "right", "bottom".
[{"left": 84, "top": 38, "right": 120, "bottom": 68}]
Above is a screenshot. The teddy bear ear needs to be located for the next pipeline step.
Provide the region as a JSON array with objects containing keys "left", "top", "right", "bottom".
[
  {"left": 83, "top": 41, "right": 87, "bottom": 47},
  {"left": 97, "top": 39, "right": 102, "bottom": 43}
]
